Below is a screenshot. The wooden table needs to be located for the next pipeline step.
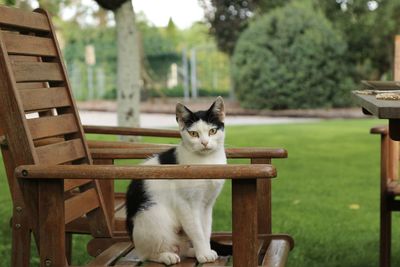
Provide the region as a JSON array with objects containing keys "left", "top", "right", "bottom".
[{"left": 353, "top": 92, "right": 400, "bottom": 140}]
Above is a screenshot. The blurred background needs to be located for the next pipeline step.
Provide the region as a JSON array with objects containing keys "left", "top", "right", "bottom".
[{"left": 2, "top": 0, "right": 398, "bottom": 113}]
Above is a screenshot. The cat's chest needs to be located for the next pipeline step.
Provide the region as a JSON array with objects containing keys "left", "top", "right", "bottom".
[{"left": 177, "top": 149, "right": 227, "bottom": 165}]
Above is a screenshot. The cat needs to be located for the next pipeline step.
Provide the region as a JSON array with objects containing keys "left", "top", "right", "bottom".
[{"left": 126, "top": 96, "right": 227, "bottom": 265}]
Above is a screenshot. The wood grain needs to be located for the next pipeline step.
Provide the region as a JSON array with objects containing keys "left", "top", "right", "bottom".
[
  {"left": 89, "top": 147, "right": 287, "bottom": 160},
  {"left": 20, "top": 87, "right": 70, "bottom": 112},
  {"left": 35, "top": 138, "right": 86, "bottom": 164},
  {"left": 0, "top": 6, "right": 50, "bottom": 32},
  {"left": 27, "top": 113, "right": 78, "bottom": 140},
  {"left": 16, "top": 164, "right": 277, "bottom": 180},
  {"left": 12, "top": 61, "right": 64, "bottom": 82},
  {"left": 3, "top": 32, "right": 56, "bottom": 57},
  {"left": 232, "top": 179, "right": 258, "bottom": 267},
  {"left": 64, "top": 188, "right": 99, "bottom": 224},
  {"left": 87, "top": 242, "right": 132, "bottom": 266}
]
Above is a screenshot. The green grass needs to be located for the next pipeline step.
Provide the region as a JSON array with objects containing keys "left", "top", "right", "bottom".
[{"left": 1, "top": 118, "right": 398, "bottom": 266}]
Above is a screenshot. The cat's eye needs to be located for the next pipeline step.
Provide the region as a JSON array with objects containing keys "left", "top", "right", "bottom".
[
  {"left": 188, "top": 131, "right": 199, "bottom": 138},
  {"left": 209, "top": 128, "right": 217, "bottom": 135}
]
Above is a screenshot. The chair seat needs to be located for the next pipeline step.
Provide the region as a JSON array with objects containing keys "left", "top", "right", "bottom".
[{"left": 87, "top": 234, "right": 294, "bottom": 266}]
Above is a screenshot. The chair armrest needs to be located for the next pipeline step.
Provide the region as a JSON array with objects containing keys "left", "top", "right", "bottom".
[
  {"left": 370, "top": 125, "right": 387, "bottom": 135},
  {"left": 87, "top": 140, "right": 174, "bottom": 149},
  {"left": 83, "top": 125, "right": 180, "bottom": 138},
  {"left": 15, "top": 164, "right": 276, "bottom": 180},
  {"left": 89, "top": 147, "right": 288, "bottom": 160}
]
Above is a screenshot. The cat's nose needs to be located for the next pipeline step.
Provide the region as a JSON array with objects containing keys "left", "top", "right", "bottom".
[{"left": 201, "top": 140, "right": 209, "bottom": 147}]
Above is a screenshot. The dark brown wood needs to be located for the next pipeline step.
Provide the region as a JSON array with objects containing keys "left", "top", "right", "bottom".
[
  {"left": 88, "top": 140, "right": 173, "bottom": 149},
  {"left": 16, "top": 164, "right": 277, "bottom": 180},
  {"left": 380, "top": 131, "right": 391, "bottom": 267},
  {"left": 11, "top": 61, "right": 64, "bottom": 82},
  {"left": 0, "top": 6, "right": 50, "bottom": 32},
  {"left": 232, "top": 179, "right": 258, "bottom": 267},
  {"left": 65, "top": 233, "right": 72, "bottom": 265},
  {"left": 87, "top": 242, "right": 132, "bottom": 266},
  {"left": 202, "top": 256, "right": 230, "bottom": 266},
  {"left": 371, "top": 125, "right": 388, "bottom": 135},
  {"left": 3, "top": 32, "right": 57, "bottom": 57},
  {"left": 114, "top": 249, "right": 141, "bottom": 266},
  {"left": 64, "top": 179, "right": 91, "bottom": 192},
  {"left": 262, "top": 240, "right": 291, "bottom": 267},
  {"left": 83, "top": 125, "right": 181, "bottom": 138},
  {"left": 252, "top": 158, "right": 272, "bottom": 236},
  {"left": 38, "top": 180, "right": 65, "bottom": 267},
  {"left": 93, "top": 159, "right": 115, "bottom": 231},
  {"left": 389, "top": 119, "right": 400, "bottom": 141},
  {"left": 17, "top": 82, "right": 48, "bottom": 89},
  {"left": 27, "top": 113, "right": 78, "bottom": 140},
  {"left": 90, "top": 147, "right": 288, "bottom": 160},
  {"left": 35, "top": 139, "right": 86, "bottom": 164},
  {"left": 20, "top": 87, "right": 71, "bottom": 112},
  {"left": 65, "top": 188, "right": 100, "bottom": 224},
  {"left": 0, "top": 14, "right": 42, "bottom": 267}
]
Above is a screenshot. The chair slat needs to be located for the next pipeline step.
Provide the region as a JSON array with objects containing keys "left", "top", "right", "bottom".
[
  {"left": 12, "top": 61, "right": 63, "bottom": 82},
  {"left": 202, "top": 256, "right": 230, "bottom": 266},
  {"left": 20, "top": 87, "right": 70, "bottom": 111},
  {"left": 65, "top": 188, "right": 99, "bottom": 224},
  {"left": 64, "top": 179, "right": 92, "bottom": 192},
  {"left": 261, "top": 240, "right": 290, "bottom": 267},
  {"left": 115, "top": 249, "right": 141, "bottom": 266},
  {"left": 35, "top": 138, "right": 86, "bottom": 165},
  {"left": 142, "top": 259, "right": 197, "bottom": 266},
  {"left": 0, "top": 6, "right": 50, "bottom": 32},
  {"left": 9, "top": 54, "right": 41, "bottom": 62},
  {"left": 3, "top": 32, "right": 56, "bottom": 57},
  {"left": 28, "top": 113, "right": 78, "bottom": 140},
  {"left": 87, "top": 242, "right": 133, "bottom": 266},
  {"left": 17, "top": 82, "right": 47, "bottom": 89}
]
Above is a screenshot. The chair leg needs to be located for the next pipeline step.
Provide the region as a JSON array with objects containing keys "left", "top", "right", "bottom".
[
  {"left": 380, "top": 199, "right": 391, "bottom": 267},
  {"left": 65, "top": 233, "right": 73, "bottom": 264},
  {"left": 11, "top": 217, "right": 31, "bottom": 267}
]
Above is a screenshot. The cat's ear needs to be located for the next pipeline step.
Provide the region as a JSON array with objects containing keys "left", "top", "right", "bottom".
[
  {"left": 176, "top": 103, "right": 192, "bottom": 128},
  {"left": 209, "top": 96, "right": 225, "bottom": 122}
]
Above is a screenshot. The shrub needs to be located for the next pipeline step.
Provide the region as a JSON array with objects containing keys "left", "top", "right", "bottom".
[{"left": 232, "top": 1, "right": 355, "bottom": 110}]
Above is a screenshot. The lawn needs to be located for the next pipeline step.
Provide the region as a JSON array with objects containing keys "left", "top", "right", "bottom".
[{"left": 0, "top": 118, "right": 398, "bottom": 266}]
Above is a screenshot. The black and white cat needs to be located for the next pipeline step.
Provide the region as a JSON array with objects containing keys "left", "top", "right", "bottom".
[{"left": 126, "top": 97, "right": 227, "bottom": 265}]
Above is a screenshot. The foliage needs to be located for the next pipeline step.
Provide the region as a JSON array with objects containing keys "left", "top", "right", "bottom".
[
  {"left": 92, "top": 0, "right": 127, "bottom": 11},
  {"left": 314, "top": 0, "right": 400, "bottom": 80},
  {"left": 62, "top": 21, "right": 118, "bottom": 99},
  {"left": 142, "top": 86, "right": 230, "bottom": 99},
  {"left": 199, "top": 0, "right": 259, "bottom": 56},
  {"left": 242, "top": 0, "right": 400, "bottom": 80},
  {"left": 232, "top": 1, "right": 354, "bottom": 110},
  {"left": 137, "top": 16, "right": 180, "bottom": 84}
]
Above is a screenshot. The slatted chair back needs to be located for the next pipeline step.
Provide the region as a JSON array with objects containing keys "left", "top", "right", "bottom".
[{"left": 0, "top": 6, "right": 112, "bottom": 239}]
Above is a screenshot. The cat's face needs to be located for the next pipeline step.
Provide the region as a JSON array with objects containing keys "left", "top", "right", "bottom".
[{"left": 176, "top": 97, "right": 225, "bottom": 154}]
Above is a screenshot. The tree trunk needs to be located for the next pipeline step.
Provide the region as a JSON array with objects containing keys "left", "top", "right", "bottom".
[{"left": 114, "top": 1, "right": 140, "bottom": 141}]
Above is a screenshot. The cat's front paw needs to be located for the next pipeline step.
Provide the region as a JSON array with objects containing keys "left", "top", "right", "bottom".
[
  {"left": 196, "top": 249, "right": 218, "bottom": 263},
  {"left": 158, "top": 252, "right": 181, "bottom": 265}
]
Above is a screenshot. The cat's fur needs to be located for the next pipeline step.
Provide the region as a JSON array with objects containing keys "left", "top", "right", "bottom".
[{"left": 126, "top": 97, "right": 226, "bottom": 265}]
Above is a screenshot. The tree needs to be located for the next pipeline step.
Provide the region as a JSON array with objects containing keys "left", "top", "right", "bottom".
[
  {"left": 93, "top": 0, "right": 141, "bottom": 134},
  {"left": 199, "top": 0, "right": 258, "bottom": 56},
  {"left": 315, "top": 0, "right": 400, "bottom": 80},
  {"left": 232, "top": 1, "right": 354, "bottom": 109}
]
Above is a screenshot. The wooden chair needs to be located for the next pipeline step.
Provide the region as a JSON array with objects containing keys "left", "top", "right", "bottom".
[
  {"left": 0, "top": 6, "right": 294, "bottom": 267},
  {"left": 368, "top": 35, "right": 400, "bottom": 267},
  {"left": 370, "top": 125, "right": 400, "bottom": 267}
]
